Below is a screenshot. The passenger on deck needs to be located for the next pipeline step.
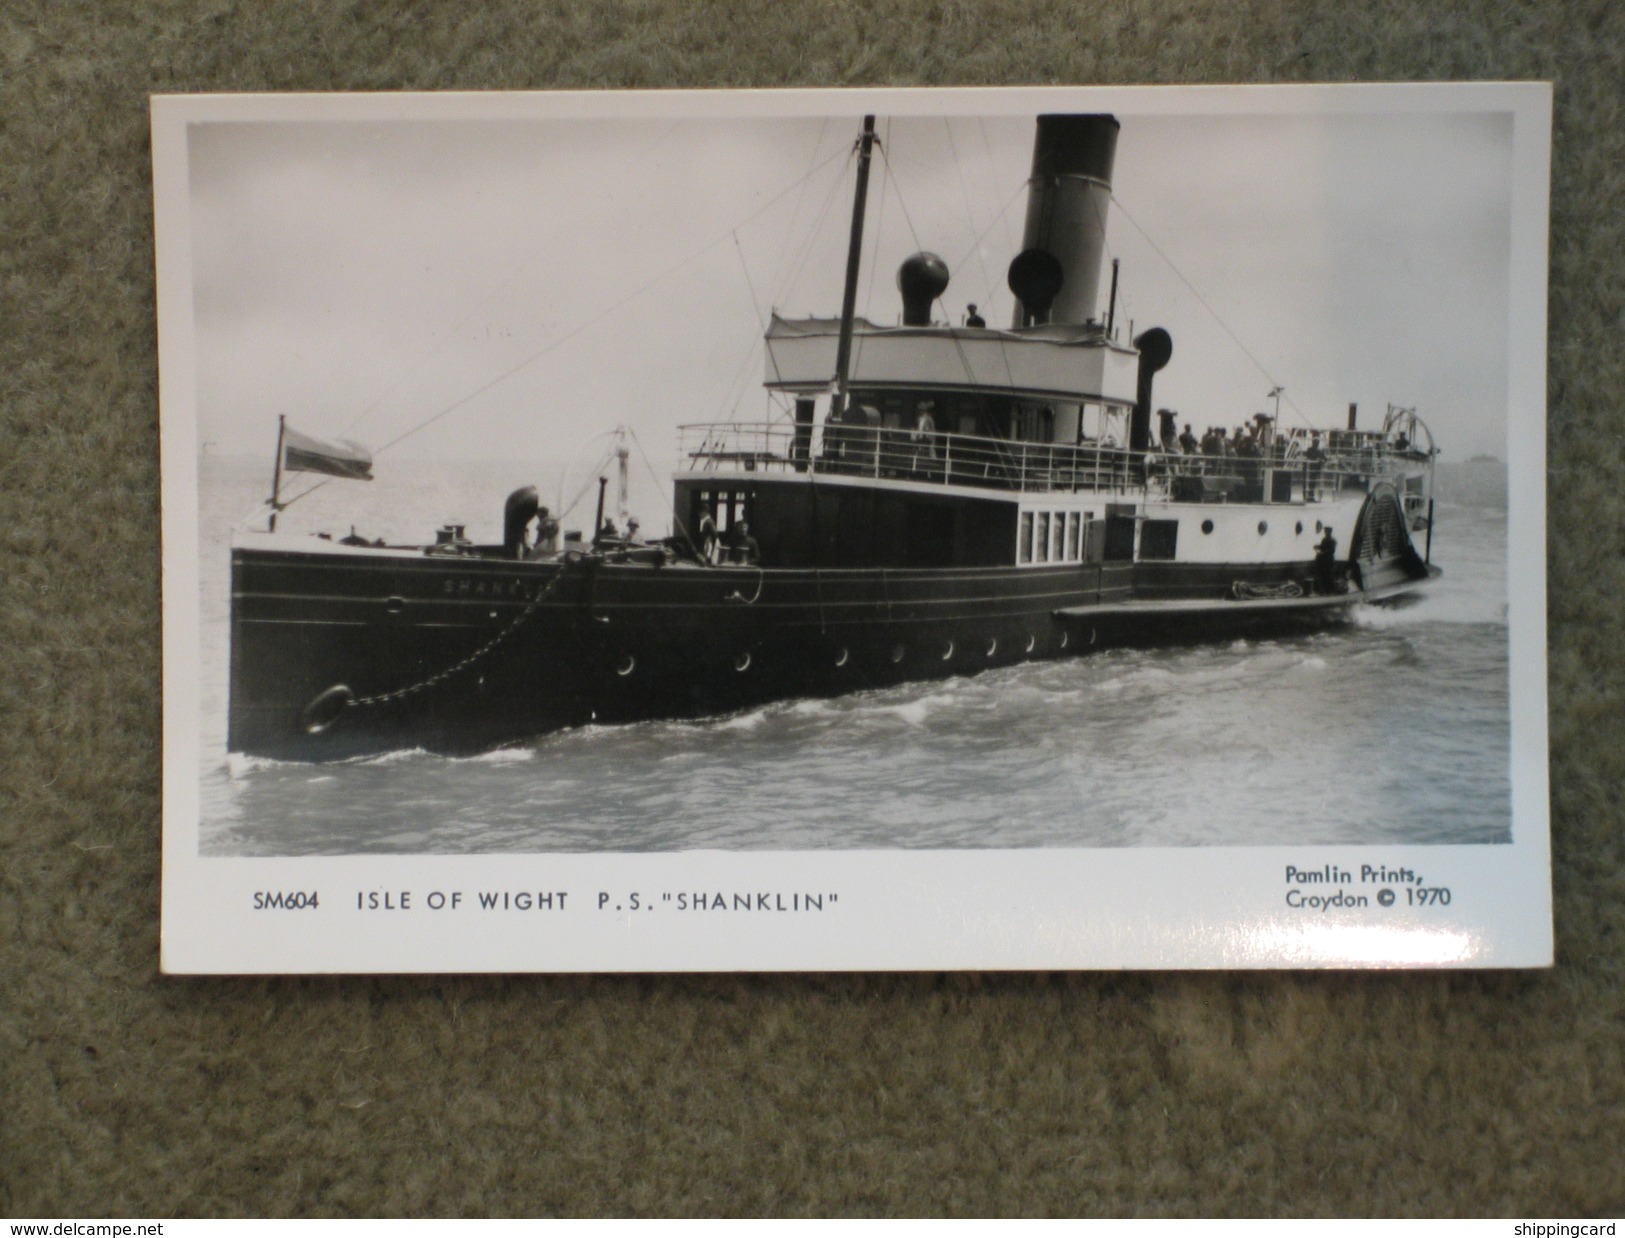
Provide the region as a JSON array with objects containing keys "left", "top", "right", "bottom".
[
  {"left": 696, "top": 511, "right": 718, "bottom": 563},
  {"left": 1178, "top": 424, "right": 1199, "bottom": 455},
  {"left": 1314, "top": 527, "right": 1338, "bottom": 593},
  {"left": 1236, "top": 429, "right": 1264, "bottom": 499},
  {"left": 727, "top": 520, "right": 760, "bottom": 566},
  {"left": 1158, "top": 408, "right": 1178, "bottom": 452},
  {"left": 965, "top": 303, "right": 986, "bottom": 328},
  {"left": 534, "top": 506, "right": 560, "bottom": 554},
  {"left": 856, "top": 403, "right": 882, "bottom": 473},
  {"left": 1305, "top": 432, "right": 1327, "bottom": 499},
  {"left": 911, "top": 400, "right": 940, "bottom": 470}
]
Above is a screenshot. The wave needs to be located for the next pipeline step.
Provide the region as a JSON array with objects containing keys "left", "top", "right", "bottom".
[
  {"left": 714, "top": 708, "right": 769, "bottom": 732},
  {"left": 1354, "top": 590, "right": 1508, "bottom": 629},
  {"left": 879, "top": 697, "right": 935, "bottom": 725},
  {"left": 225, "top": 752, "right": 281, "bottom": 779},
  {"left": 452, "top": 747, "right": 536, "bottom": 764}
]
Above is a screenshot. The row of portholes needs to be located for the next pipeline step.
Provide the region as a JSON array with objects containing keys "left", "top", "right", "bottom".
[
  {"left": 612, "top": 630, "right": 1069, "bottom": 678},
  {"left": 843, "top": 632, "right": 1046, "bottom": 668},
  {"left": 1198, "top": 518, "right": 1311, "bottom": 536}
]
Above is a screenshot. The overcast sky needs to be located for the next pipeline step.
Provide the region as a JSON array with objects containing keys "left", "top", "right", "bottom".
[{"left": 185, "top": 93, "right": 1522, "bottom": 519}]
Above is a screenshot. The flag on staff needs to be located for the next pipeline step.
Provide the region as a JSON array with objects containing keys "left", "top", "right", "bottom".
[{"left": 281, "top": 425, "right": 374, "bottom": 480}]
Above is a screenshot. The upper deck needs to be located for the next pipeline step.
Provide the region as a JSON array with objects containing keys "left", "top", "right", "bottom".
[
  {"left": 765, "top": 314, "right": 1140, "bottom": 407},
  {"left": 677, "top": 420, "right": 1433, "bottom": 508}
]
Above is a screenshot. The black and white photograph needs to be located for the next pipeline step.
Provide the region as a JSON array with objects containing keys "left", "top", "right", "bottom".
[{"left": 156, "top": 85, "right": 1552, "bottom": 971}]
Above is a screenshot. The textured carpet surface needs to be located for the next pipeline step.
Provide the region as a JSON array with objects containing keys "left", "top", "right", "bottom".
[{"left": 2, "top": 0, "right": 1622, "bottom": 1218}]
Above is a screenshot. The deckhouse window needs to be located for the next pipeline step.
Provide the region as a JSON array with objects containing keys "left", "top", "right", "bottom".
[
  {"left": 695, "top": 488, "right": 750, "bottom": 534},
  {"left": 1140, "top": 519, "right": 1179, "bottom": 561},
  {"left": 1019, "top": 510, "right": 1091, "bottom": 565}
]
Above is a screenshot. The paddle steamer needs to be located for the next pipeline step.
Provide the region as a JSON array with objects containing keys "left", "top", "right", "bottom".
[{"left": 228, "top": 113, "right": 1437, "bottom": 760}]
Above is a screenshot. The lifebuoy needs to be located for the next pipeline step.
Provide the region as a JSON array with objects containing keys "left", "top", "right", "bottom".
[{"left": 301, "top": 684, "right": 355, "bottom": 735}]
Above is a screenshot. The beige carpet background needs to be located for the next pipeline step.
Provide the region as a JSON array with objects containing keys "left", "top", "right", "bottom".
[{"left": 2, "top": 0, "right": 1621, "bottom": 1217}]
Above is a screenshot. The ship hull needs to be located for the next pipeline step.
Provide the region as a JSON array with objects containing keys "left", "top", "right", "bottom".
[{"left": 228, "top": 543, "right": 1426, "bottom": 761}]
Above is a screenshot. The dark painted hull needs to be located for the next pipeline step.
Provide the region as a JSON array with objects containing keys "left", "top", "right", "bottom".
[{"left": 228, "top": 545, "right": 1425, "bottom": 761}]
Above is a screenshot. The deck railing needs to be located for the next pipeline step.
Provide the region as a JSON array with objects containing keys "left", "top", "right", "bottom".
[{"left": 677, "top": 421, "right": 1429, "bottom": 505}]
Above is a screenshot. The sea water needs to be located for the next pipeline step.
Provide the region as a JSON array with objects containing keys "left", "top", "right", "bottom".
[{"left": 196, "top": 457, "right": 1512, "bottom": 855}]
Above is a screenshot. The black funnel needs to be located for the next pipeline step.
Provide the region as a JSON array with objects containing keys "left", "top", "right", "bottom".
[{"left": 1014, "top": 115, "right": 1119, "bottom": 327}]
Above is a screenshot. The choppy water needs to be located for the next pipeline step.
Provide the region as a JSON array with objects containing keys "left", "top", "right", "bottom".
[{"left": 196, "top": 458, "right": 1511, "bottom": 854}]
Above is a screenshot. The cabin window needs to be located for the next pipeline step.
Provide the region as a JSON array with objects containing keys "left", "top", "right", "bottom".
[
  {"left": 1017, "top": 510, "right": 1091, "bottom": 564},
  {"left": 1104, "top": 515, "right": 1137, "bottom": 562},
  {"left": 695, "top": 488, "right": 749, "bottom": 534},
  {"left": 1140, "top": 519, "right": 1179, "bottom": 561}
]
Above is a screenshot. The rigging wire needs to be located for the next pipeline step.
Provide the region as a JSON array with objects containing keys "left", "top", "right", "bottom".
[
  {"left": 941, "top": 119, "right": 997, "bottom": 314},
  {"left": 732, "top": 229, "right": 768, "bottom": 333},
  {"left": 772, "top": 144, "right": 855, "bottom": 312},
  {"left": 554, "top": 431, "right": 623, "bottom": 524},
  {"left": 372, "top": 146, "right": 851, "bottom": 457},
  {"left": 726, "top": 230, "right": 783, "bottom": 419},
  {"left": 273, "top": 142, "right": 855, "bottom": 520},
  {"left": 879, "top": 143, "right": 926, "bottom": 255},
  {"left": 765, "top": 117, "right": 831, "bottom": 311},
  {"left": 977, "top": 117, "right": 1025, "bottom": 312},
  {"left": 337, "top": 119, "right": 687, "bottom": 443},
  {"left": 715, "top": 331, "right": 768, "bottom": 423},
  {"left": 860, "top": 124, "right": 891, "bottom": 323},
  {"left": 1108, "top": 192, "right": 1311, "bottom": 430},
  {"left": 625, "top": 427, "right": 687, "bottom": 541}
]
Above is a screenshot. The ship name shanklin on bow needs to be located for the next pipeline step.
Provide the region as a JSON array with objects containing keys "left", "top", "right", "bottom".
[{"left": 227, "top": 113, "right": 1439, "bottom": 761}]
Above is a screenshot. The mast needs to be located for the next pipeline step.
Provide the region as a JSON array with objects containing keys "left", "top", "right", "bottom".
[
  {"left": 614, "top": 428, "right": 630, "bottom": 527},
  {"left": 268, "top": 413, "right": 286, "bottom": 532},
  {"left": 830, "top": 115, "right": 877, "bottom": 423}
]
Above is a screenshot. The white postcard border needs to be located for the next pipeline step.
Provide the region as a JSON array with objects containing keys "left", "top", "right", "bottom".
[{"left": 156, "top": 82, "right": 1553, "bottom": 973}]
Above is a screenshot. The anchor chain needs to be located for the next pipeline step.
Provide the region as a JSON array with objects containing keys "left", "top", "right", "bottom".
[
  {"left": 303, "top": 561, "right": 577, "bottom": 734},
  {"left": 357, "top": 563, "right": 574, "bottom": 707}
]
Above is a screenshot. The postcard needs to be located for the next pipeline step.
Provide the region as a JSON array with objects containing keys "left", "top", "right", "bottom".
[{"left": 156, "top": 83, "right": 1552, "bottom": 971}]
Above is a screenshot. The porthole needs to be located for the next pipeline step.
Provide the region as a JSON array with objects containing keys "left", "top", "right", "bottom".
[
  {"left": 1257, "top": 521, "right": 1268, "bottom": 535},
  {"left": 940, "top": 641, "right": 955, "bottom": 661},
  {"left": 834, "top": 647, "right": 849, "bottom": 667},
  {"left": 890, "top": 644, "right": 906, "bottom": 664},
  {"left": 986, "top": 637, "right": 998, "bottom": 657},
  {"left": 383, "top": 595, "right": 405, "bottom": 615},
  {"left": 733, "top": 651, "right": 751, "bottom": 673},
  {"left": 1059, "top": 630, "right": 1070, "bottom": 650},
  {"left": 1296, "top": 521, "right": 1304, "bottom": 535},
  {"left": 1024, "top": 634, "right": 1036, "bottom": 653},
  {"left": 1201, "top": 519, "right": 1214, "bottom": 534},
  {"left": 616, "top": 654, "right": 635, "bottom": 677},
  {"left": 1315, "top": 520, "right": 1323, "bottom": 533}
]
